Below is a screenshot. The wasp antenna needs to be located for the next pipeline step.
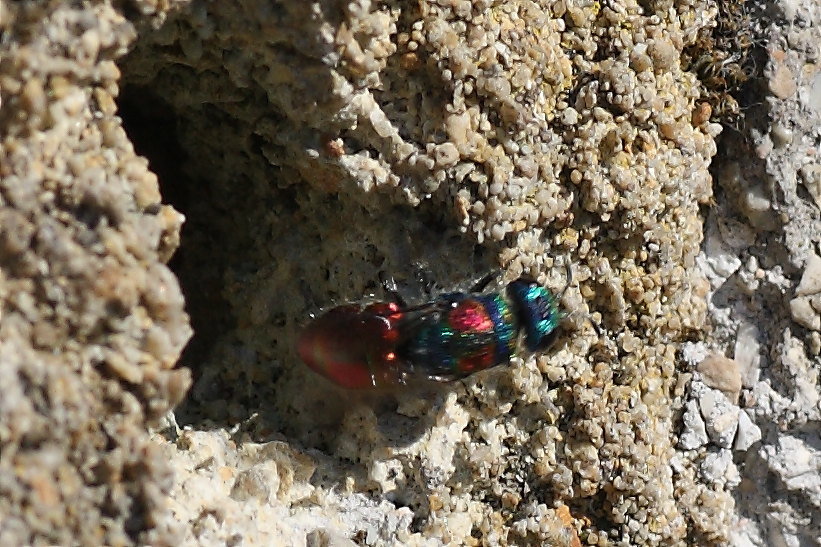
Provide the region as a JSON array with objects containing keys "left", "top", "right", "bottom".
[
  {"left": 469, "top": 270, "right": 500, "bottom": 293},
  {"left": 558, "top": 255, "right": 574, "bottom": 301},
  {"left": 587, "top": 315, "right": 603, "bottom": 337}
]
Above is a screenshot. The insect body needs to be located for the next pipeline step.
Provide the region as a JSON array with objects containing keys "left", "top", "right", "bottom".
[
  {"left": 297, "top": 277, "right": 564, "bottom": 389},
  {"left": 296, "top": 301, "right": 405, "bottom": 388}
]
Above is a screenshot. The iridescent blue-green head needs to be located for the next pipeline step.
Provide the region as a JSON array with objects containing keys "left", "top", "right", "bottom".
[{"left": 506, "top": 278, "right": 563, "bottom": 352}]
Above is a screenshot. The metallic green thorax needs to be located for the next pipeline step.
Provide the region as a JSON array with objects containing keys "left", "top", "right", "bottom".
[{"left": 506, "top": 279, "right": 562, "bottom": 352}]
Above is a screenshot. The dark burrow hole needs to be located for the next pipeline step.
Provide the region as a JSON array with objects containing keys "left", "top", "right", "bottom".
[
  {"left": 118, "top": 86, "right": 229, "bottom": 379},
  {"left": 116, "top": 83, "right": 307, "bottom": 434},
  {"left": 115, "top": 82, "right": 313, "bottom": 440}
]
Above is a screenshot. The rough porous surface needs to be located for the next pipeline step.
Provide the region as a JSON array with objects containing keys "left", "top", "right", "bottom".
[
  {"left": 0, "top": 1, "right": 192, "bottom": 545},
  {"left": 123, "top": 0, "right": 720, "bottom": 544},
  {"left": 2, "top": 0, "right": 820, "bottom": 545},
  {"left": 690, "top": 0, "right": 821, "bottom": 544}
]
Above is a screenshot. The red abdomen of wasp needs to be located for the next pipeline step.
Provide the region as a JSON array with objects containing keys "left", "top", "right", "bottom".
[{"left": 296, "top": 303, "right": 404, "bottom": 388}]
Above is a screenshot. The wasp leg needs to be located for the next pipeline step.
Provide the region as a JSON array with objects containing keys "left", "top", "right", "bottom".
[
  {"left": 565, "top": 309, "right": 602, "bottom": 337},
  {"left": 379, "top": 271, "right": 408, "bottom": 308},
  {"left": 588, "top": 316, "right": 603, "bottom": 337},
  {"left": 555, "top": 256, "right": 604, "bottom": 340},
  {"left": 414, "top": 263, "right": 437, "bottom": 298},
  {"left": 469, "top": 270, "right": 501, "bottom": 293},
  {"left": 558, "top": 255, "right": 574, "bottom": 301}
]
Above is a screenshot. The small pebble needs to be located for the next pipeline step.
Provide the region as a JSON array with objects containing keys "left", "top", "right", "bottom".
[
  {"left": 679, "top": 399, "right": 709, "bottom": 450},
  {"left": 697, "top": 354, "right": 742, "bottom": 403},
  {"left": 698, "top": 385, "right": 740, "bottom": 449},
  {"left": 790, "top": 296, "right": 821, "bottom": 330},
  {"left": 795, "top": 254, "right": 821, "bottom": 296},
  {"left": 733, "top": 410, "right": 761, "bottom": 452},
  {"left": 769, "top": 62, "right": 797, "bottom": 99}
]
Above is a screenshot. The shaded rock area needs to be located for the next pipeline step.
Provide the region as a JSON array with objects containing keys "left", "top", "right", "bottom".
[{"left": 1, "top": 0, "right": 819, "bottom": 545}]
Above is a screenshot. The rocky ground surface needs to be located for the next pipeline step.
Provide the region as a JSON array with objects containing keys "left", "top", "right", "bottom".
[{"left": 0, "top": 0, "right": 819, "bottom": 545}]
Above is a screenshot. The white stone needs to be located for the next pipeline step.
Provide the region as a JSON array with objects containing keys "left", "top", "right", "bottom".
[
  {"left": 740, "top": 184, "right": 777, "bottom": 231},
  {"left": 700, "top": 449, "right": 740, "bottom": 488},
  {"left": 795, "top": 254, "right": 821, "bottom": 296},
  {"left": 681, "top": 341, "right": 710, "bottom": 368},
  {"left": 763, "top": 436, "right": 821, "bottom": 493},
  {"left": 789, "top": 296, "right": 820, "bottom": 330},
  {"left": 733, "top": 410, "right": 762, "bottom": 452},
  {"left": 734, "top": 323, "right": 761, "bottom": 388},
  {"left": 698, "top": 385, "right": 740, "bottom": 449},
  {"left": 704, "top": 224, "right": 742, "bottom": 279},
  {"left": 799, "top": 164, "right": 821, "bottom": 209},
  {"left": 679, "top": 399, "right": 709, "bottom": 450},
  {"left": 807, "top": 69, "right": 821, "bottom": 113}
]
